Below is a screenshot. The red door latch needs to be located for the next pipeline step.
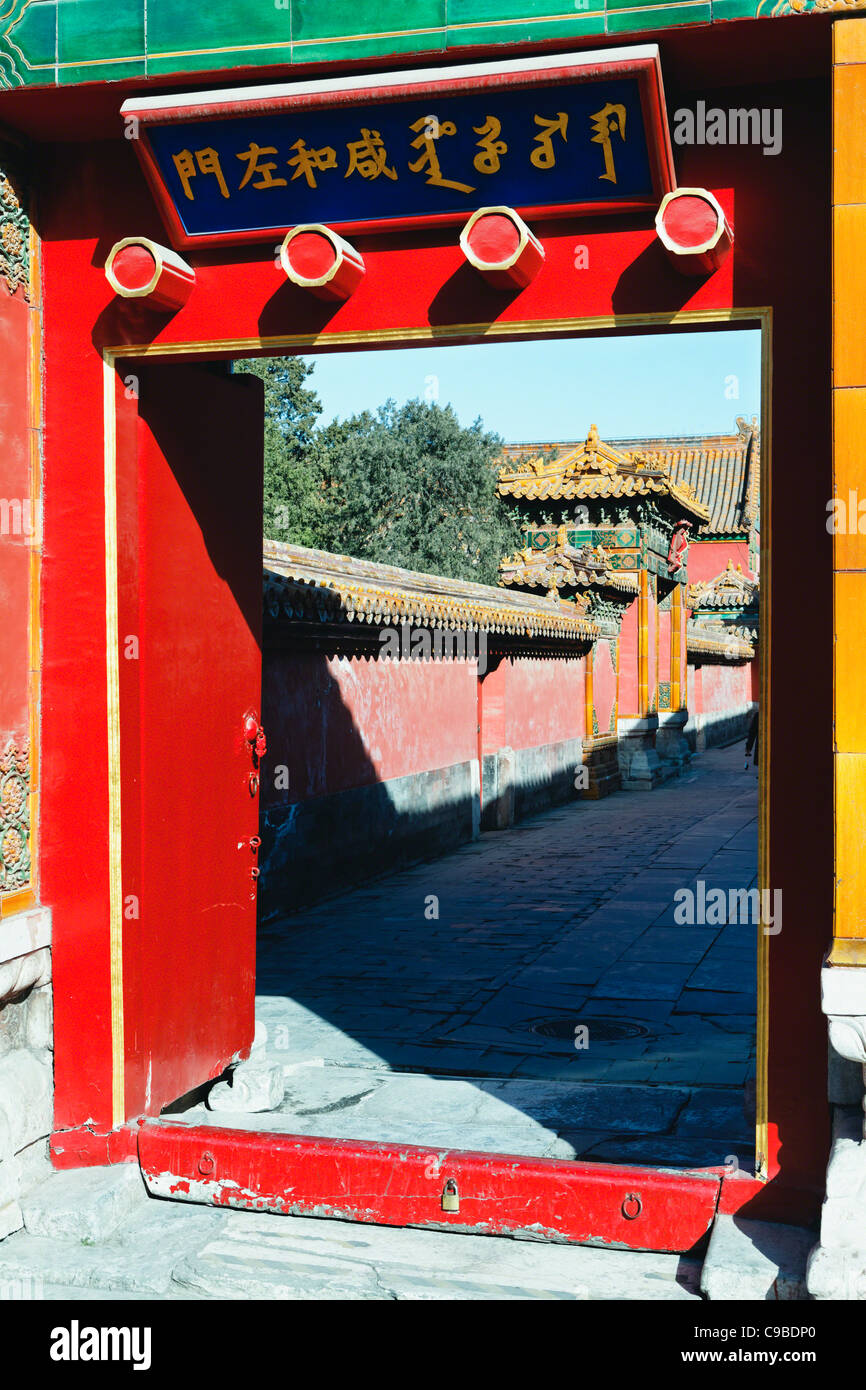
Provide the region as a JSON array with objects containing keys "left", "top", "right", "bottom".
[{"left": 243, "top": 712, "right": 267, "bottom": 760}]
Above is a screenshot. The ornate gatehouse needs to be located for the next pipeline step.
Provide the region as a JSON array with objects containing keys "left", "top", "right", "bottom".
[
  {"left": 497, "top": 423, "right": 759, "bottom": 790},
  {"left": 0, "top": 0, "right": 862, "bottom": 1296}
]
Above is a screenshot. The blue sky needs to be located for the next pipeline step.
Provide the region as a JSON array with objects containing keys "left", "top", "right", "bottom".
[{"left": 300, "top": 328, "right": 760, "bottom": 442}]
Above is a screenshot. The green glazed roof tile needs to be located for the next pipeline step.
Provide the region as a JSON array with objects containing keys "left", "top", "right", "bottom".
[{"left": 0, "top": 0, "right": 855, "bottom": 90}]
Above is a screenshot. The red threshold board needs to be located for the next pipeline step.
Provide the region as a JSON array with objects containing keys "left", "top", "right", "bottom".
[{"left": 138, "top": 1121, "right": 723, "bottom": 1253}]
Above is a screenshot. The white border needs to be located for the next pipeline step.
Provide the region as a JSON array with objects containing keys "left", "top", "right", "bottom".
[
  {"left": 121, "top": 45, "right": 661, "bottom": 118},
  {"left": 655, "top": 188, "right": 728, "bottom": 257}
]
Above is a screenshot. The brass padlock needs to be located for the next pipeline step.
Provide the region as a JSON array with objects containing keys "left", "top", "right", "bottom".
[{"left": 441, "top": 1179, "right": 459, "bottom": 1213}]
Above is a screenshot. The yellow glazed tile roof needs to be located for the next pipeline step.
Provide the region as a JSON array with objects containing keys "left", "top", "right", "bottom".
[
  {"left": 499, "top": 529, "right": 639, "bottom": 598},
  {"left": 500, "top": 418, "right": 759, "bottom": 534},
  {"left": 263, "top": 540, "right": 598, "bottom": 641},
  {"left": 496, "top": 425, "right": 711, "bottom": 524},
  {"left": 688, "top": 559, "right": 759, "bottom": 612},
  {"left": 686, "top": 621, "right": 755, "bottom": 661}
]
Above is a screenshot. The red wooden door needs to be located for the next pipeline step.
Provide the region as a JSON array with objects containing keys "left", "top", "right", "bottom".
[{"left": 118, "top": 361, "right": 264, "bottom": 1119}]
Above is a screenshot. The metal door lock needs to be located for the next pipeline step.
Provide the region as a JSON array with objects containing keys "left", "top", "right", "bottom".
[{"left": 441, "top": 1179, "right": 460, "bottom": 1212}]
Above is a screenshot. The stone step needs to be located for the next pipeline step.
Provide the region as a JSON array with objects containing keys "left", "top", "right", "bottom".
[
  {"left": 0, "top": 1167, "right": 702, "bottom": 1301},
  {"left": 171, "top": 1210, "right": 702, "bottom": 1301}
]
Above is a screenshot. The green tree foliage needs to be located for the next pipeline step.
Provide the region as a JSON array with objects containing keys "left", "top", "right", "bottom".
[
  {"left": 239, "top": 356, "right": 323, "bottom": 546},
  {"left": 238, "top": 358, "right": 523, "bottom": 585},
  {"left": 313, "top": 399, "right": 523, "bottom": 585}
]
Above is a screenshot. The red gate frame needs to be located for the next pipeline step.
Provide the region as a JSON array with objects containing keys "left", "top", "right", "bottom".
[{"left": 37, "top": 50, "right": 833, "bottom": 1249}]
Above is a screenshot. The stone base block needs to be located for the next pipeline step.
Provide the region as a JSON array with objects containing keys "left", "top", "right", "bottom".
[
  {"left": 700, "top": 1214, "right": 814, "bottom": 1300},
  {"left": 207, "top": 1064, "right": 285, "bottom": 1114},
  {"left": 0, "top": 1201, "right": 23, "bottom": 1242},
  {"left": 0, "top": 1050, "right": 52, "bottom": 1161},
  {"left": 807, "top": 1242, "right": 866, "bottom": 1300},
  {"left": 616, "top": 716, "right": 672, "bottom": 792},
  {"left": 618, "top": 744, "right": 669, "bottom": 792},
  {"left": 21, "top": 1164, "right": 146, "bottom": 1243},
  {"left": 656, "top": 712, "right": 691, "bottom": 773}
]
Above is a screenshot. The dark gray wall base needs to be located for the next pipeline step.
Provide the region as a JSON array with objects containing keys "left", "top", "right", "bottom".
[
  {"left": 481, "top": 749, "right": 514, "bottom": 830},
  {"left": 260, "top": 760, "right": 479, "bottom": 918},
  {"left": 685, "top": 707, "right": 755, "bottom": 753},
  {"left": 481, "top": 737, "right": 584, "bottom": 829},
  {"left": 513, "top": 737, "right": 584, "bottom": 822}
]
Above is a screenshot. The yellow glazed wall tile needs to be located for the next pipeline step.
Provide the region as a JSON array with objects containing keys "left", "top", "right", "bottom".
[
  {"left": 833, "top": 388, "right": 866, "bottom": 570},
  {"left": 834, "top": 17, "right": 866, "bottom": 64},
  {"left": 835, "top": 574, "right": 866, "bottom": 751},
  {"left": 834, "top": 205, "right": 866, "bottom": 389},
  {"left": 836, "top": 753, "right": 866, "bottom": 939},
  {"left": 834, "top": 65, "right": 866, "bottom": 205},
  {"left": 827, "top": 939, "right": 866, "bottom": 965}
]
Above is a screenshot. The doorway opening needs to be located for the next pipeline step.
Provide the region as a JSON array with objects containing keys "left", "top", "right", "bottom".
[{"left": 144, "top": 322, "right": 765, "bottom": 1219}]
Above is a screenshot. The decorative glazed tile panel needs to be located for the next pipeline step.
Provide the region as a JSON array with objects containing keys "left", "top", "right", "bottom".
[
  {"left": 0, "top": 739, "right": 30, "bottom": 892},
  {"left": 1, "top": 0, "right": 864, "bottom": 89},
  {"left": 0, "top": 143, "right": 29, "bottom": 298}
]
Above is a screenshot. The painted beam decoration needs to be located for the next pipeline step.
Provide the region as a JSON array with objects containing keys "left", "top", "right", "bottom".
[{"left": 121, "top": 47, "right": 675, "bottom": 249}]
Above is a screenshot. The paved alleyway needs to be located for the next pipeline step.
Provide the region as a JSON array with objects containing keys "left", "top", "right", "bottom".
[
  {"left": 199, "top": 743, "right": 758, "bottom": 1169},
  {"left": 0, "top": 746, "right": 762, "bottom": 1302}
]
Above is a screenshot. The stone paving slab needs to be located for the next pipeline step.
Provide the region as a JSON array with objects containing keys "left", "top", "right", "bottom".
[
  {"left": 179, "top": 1069, "right": 692, "bottom": 1158},
  {"left": 255, "top": 746, "right": 757, "bottom": 1166},
  {"left": 582, "top": 1135, "right": 755, "bottom": 1168},
  {"left": 0, "top": 1209, "right": 223, "bottom": 1296},
  {"left": 674, "top": 991, "right": 756, "bottom": 1015},
  {"left": 630, "top": 928, "right": 719, "bottom": 964}
]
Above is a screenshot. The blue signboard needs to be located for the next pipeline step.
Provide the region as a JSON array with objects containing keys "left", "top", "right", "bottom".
[{"left": 140, "top": 77, "right": 655, "bottom": 243}]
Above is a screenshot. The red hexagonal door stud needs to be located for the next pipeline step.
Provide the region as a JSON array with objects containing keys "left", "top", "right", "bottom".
[
  {"left": 654, "top": 188, "right": 733, "bottom": 277},
  {"left": 105, "top": 237, "right": 195, "bottom": 310},
  {"left": 459, "top": 206, "right": 544, "bottom": 290},
  {"left": 279, "top": 225, "right": 366, "bottom": 302}
]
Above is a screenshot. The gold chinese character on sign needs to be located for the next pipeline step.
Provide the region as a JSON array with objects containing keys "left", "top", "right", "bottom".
[
  {"left": 236, "top": 143, "right": 288, "bottom": 190},
  {"left": 345, "top": 128, "right": 397, "bottom": 181},
  {"left": 590, "top": 103, "right": 627, "bottom": 185},
  {"left": 172, "top": 147, "right": 230, "bottom": 200},
  {"left": 473, "top": 116, "right": 507, "bottom": 175},
  {"left": 408, "top": 117, "right": 476, "bottom": 194},
  {"left": 530, "top": 113, "right": 568, "bottom": 170},
  {"left": 287, "top": 139, "right": 338, "bottom": 189}
]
